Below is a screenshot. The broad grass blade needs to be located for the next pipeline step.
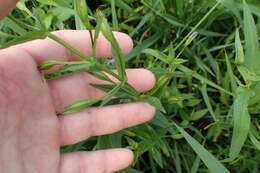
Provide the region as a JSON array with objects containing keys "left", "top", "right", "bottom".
[
  {"left": 243, "top": 0, "right": 260, "bottom": 74},
  {"left": 229, "top": 87, "right": 254, "bottom": 160}
]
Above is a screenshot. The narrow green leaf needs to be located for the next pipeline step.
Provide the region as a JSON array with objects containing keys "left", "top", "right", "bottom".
[
  {"left": 45, "top": 62, "right": 93, "bottom": 80},
  {"left": 104, "top": 0, "right": 139, "bottom": 16},
  {"left": 190, "top": 155, "right": 201, "bottom": 173},
  {"left": 201, "top": 84, "right": 217, "bottom": 122},
  {"left": 177, "top": 65, "right": 233, "bottom": 96},
  {"left": 237, "top": 66, "right": 260, "bottom": 82},
  {"left": 130, "top": 13, "right": 152, "bottom": 37},
  {"left": 74, "top": 0, "right": 93, "bottom": 29},
  {"left": 47, "top": 33, "right": 90, "bottom": 59},
  {"left": 243, "top": 0, "right": 260, "bottom": 73},
  {"left": 141, "top": 49, "right": 168, "bottom": 63},
  {"left": 90, "top": 83, "right": 136, "bottom": 98},
  {"left": 16, "top": 2, "right": 36, "bottom": 20},
  {"left": 100, "top": 82, "right": 125, "bottom": 106},
  {"left": 0, "top": 31, "right": 16, "bottom": 38},
  {"left": 92, "top": 12, "right": 102, "bottom": 57},
  {"left": 97, "top": 11, "right": 126, "bottom": 79},
  {"left": 141, "top": 96, "right": 166, "bottom": 113},
  {"left": 89, "top": 71, "right": 114, "bottom": 83},
  {"left": 58, "top": 99, "right": 100, "bottom": 114},
  {"left": 0, "top": 30, "right": 48, "bottom": 49},
  {"left": 235, "top": 29, "right": 244, "bottom": 65},
  {"left": 111, "top": 0, "right": 119, "bottom": 30},
  {"left": 124, "top": 32, "right": 163, "bottom": 62},
  {"left": 249, "top": 132, "right": 260, "bottom": 150},
  {"left": 39, "top": 60, "right": 70, "bottom": 71},
  {"left": 149, "top": 72, "right": 174, "bottom": 96},
  {"left": 7, "top": 15, "right": 38, "bottom": 31},
  {"left": 174, "top": 124, "right": 230, "bottom": 173},
  {"left": 1, "top": 17, "right": 27, "bottom": 35},
  {"left": 37, "top": 0, "right": 71, "bottom": 7},
  {"left": 122, "top": 168, "right": 144, "bottom": 173},
  {"left": 151, "top": 148, "right": 164, "bottom": 168},
  {"left": 217, "top": 0, "right": 241, "bottom": 22},
  {"left": 189, "top": 109, "right": 209, "bottom": 121},
  {"left": 142, "top": 48, "right": 187, "bottom": 65},
  {"left": 225, "top": 52, "right": 237, "bottom": 93}
]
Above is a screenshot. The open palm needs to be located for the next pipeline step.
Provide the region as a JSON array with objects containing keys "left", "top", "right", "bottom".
[{"left": 0, "top": 30, "right": 155, "bottom": 173}]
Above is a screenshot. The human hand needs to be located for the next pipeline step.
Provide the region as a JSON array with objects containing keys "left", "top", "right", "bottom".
[
  {"left": 0, "top": 30, "right": 156, "bottom": 173},
  {"left": 0, "top": 2, "right": 156, "bottom": 172}
]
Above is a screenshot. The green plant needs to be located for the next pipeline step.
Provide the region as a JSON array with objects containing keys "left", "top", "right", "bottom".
[{"left": 0, "top": 0, "right": 259, "bottom": 172}]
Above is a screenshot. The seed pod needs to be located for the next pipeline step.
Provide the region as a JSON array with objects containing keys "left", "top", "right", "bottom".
[
  {"left": 58, "top": 99, "right": 100, "bottom": 115},
  {"left": 39, "top": 60, "right": 61, "bottom": 70}
]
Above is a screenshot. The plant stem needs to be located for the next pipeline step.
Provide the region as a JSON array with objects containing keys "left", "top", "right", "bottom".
[{"left": 174, "top": 2, "right": 220, "bottom": 52}]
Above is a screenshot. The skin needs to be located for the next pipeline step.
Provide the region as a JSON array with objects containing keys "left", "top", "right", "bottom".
[{"left": 0, "top": 2, "right": 156, "bottom": 173}]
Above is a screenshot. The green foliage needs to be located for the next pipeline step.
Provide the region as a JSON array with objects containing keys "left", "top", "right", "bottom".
[{"left": 1, "top": 0, "right": 260, "bottom": 172}]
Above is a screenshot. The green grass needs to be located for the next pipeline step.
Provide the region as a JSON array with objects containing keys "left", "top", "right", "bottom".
[{"left": 1, "top": 0, "right": 260, "bottom": 172}]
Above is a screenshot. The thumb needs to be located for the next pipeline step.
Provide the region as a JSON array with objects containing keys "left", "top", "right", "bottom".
[{"left": 0, "top": 0, "right": 20, "bottom": 19}]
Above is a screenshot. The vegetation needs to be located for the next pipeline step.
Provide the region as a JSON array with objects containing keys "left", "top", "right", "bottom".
[{"left": 0, "top": 0, "right": 260, "bottom": 172}]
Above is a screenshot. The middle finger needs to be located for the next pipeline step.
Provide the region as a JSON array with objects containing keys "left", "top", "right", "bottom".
[{"left": 47, "top": 68, "right": 156, "bottom": 111}]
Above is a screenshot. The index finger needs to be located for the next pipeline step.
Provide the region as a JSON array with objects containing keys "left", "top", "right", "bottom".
[
  {"left": 14, "top": 30, "right": 133, "bottom": 63},
  {"left": 0, "top": 0, "right": 19, "bottom": 19}
]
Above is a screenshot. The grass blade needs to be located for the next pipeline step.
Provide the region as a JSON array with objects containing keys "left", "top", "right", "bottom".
[
  {"left": 249, "top": 132, "right": 260, "bottom": 151},
  {"left": 177, "top": 65, "right": 233, "bottom": 96},
  {"left": 74, "top": 0, "right": 92, "bottom": 30},
  {"left": 98, "top": 11, "right": 126, "bottom": 80},
  {"left": 243, "top": 0, "right": 260, "bottom": 74},
  {"left": 124, "top": 32, "right": 163, "bottom": 62},
  {"left": 229, "top": 87, "right": 254, "bottom": 160},
  {"left": 44, "top": 62, "right": 93, "bottom": 80},
  {"left": 174, "top": 123, "right": 230, "bottom": 173},
  {"left": 200, "top": 84, "right": 217, "bottom": 122},
  {"left": 58, "top": 99, "right": 100, "bottom": 114},
  {"left": 0, "top": 30, "right": 48, "bottom": 49},
  {"left": 100, "top": 82, "right": 125, "bottom": 106}
]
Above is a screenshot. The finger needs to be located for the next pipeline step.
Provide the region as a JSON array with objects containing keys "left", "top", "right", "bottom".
[
  {"left": 15, "top": 30, "right": 133, "bottom": 63},
  {"left": 60, "top": 149, "right": 133, "bottom": 173},
  {"left": 59, "top": 102, "right": 155, "bottom": 146},
  {"left": 0, "top": 0, "right": 19, "bottom": 19},
  {"left": 49, "top": 69, "right": 156, "bottom": 110}
]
